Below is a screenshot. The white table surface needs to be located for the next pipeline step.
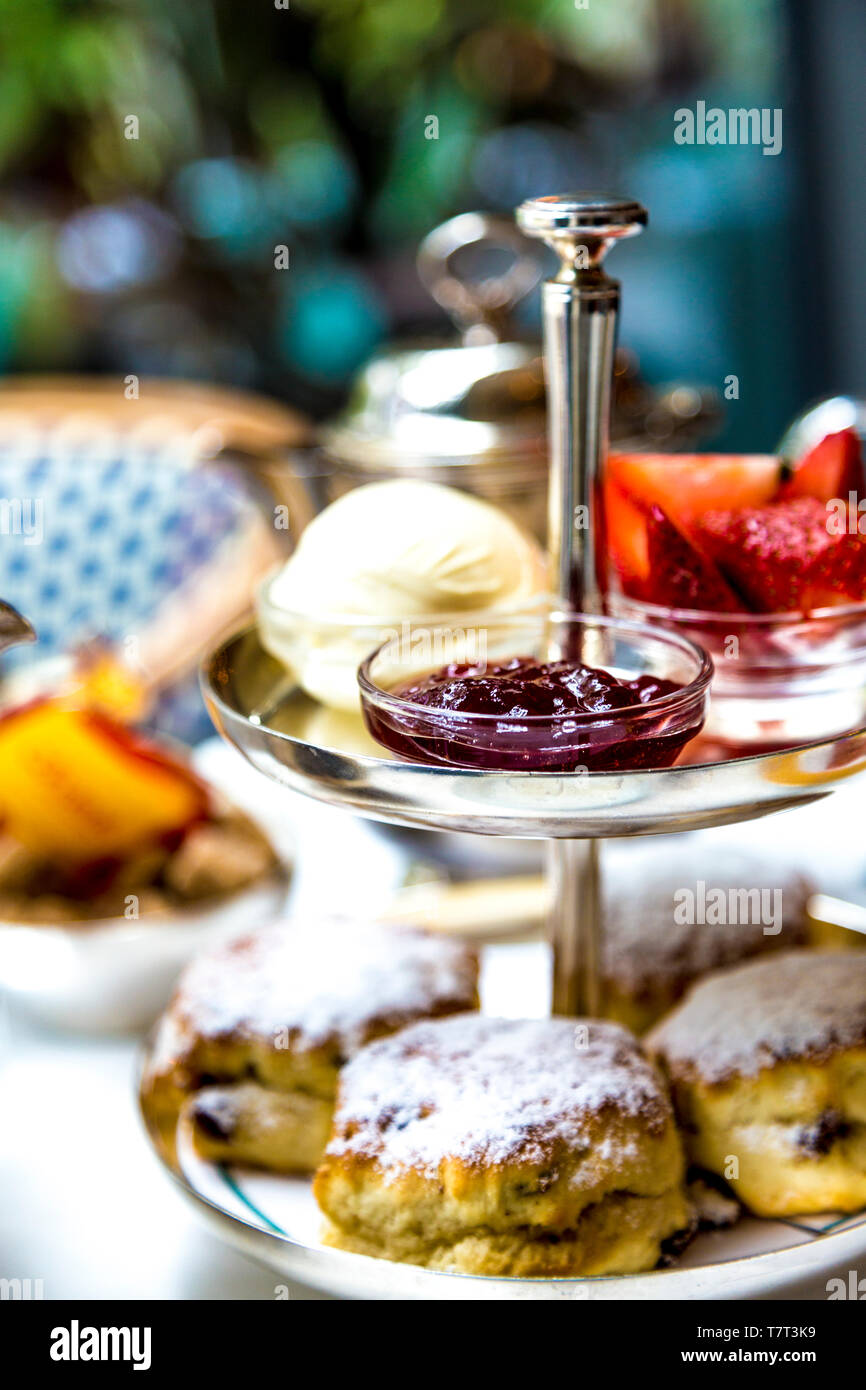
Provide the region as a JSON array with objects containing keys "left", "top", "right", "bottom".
[{"left": 2, "top": 739, "right": 865, "bottom": 1301}]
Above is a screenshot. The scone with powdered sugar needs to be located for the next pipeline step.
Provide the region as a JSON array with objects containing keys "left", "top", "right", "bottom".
[
  {"left": 649, "top": 950, "right": 866, "bottom": 1216},
  {"left": 141, "top": 918, "right": 478, "bottom": 1173},
  {"left": 314, "top": 1014, "right": 692, "bottom": 1276}
]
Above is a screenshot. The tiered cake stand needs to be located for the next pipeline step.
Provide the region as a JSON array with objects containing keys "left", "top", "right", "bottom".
[{"left": 157, "top": 195, "right": 866, "bottom": 1298}]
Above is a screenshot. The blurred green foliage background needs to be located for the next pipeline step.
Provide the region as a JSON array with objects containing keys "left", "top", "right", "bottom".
[{"left": 0, "top": 0, "right": 796, "bottom": 444}]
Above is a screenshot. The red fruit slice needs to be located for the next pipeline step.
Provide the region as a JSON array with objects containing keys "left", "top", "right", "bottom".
[
  {"left": 778, "top": 427, "right": 864, "bottom": 503},
  {"left": 606, "top": 453, "right": 781, "bottom": 531},
  {"left": 639, "top": 505, "right": 745, "bottom": 611},
  {"left": 697, "top": 497, "right": 866, "bottom": 613},
  {"left": 603, "top": 477, "right": 650, "bottom": 588},
  {"left": 806, "top": 531, "right": 866, "bottom": 607}
]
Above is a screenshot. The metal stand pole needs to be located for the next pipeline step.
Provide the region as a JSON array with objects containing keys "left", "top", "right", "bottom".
[
  {"left": 517, "top": 195, "right": 647, "bottom": 1016},
  {"left": 546, "top": 837, "right": 603, "bottom": 1016}
]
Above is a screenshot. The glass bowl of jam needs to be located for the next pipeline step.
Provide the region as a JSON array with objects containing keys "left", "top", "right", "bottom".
[{"left": 358, "top": 611, "right": 712, "bottom": 773}]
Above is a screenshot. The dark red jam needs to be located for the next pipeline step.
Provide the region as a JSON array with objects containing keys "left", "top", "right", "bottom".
[
  {"left": 363, "top": 657, "right": 702, "bottom": 772},
  {"left": 397, "top": 658, "right": 680, "bottom": 717}
]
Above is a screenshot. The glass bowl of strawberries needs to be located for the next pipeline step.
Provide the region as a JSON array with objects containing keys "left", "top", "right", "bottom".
[{"left": 604, "top": 426, "right": 866, "bottom": 754}]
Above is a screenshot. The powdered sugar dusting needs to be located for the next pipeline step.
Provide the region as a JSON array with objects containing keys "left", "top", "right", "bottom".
[
  {"left": 602, "top": 849, "right": 811, "bottom": 994},
  {"left": 326, "top": 1015, "right": 671, "bottom": 1178},
  {"left": 650, "top": 950, "right": 866, "bottom": 1084},
  {"left": 172, "top": 919, "right": 477, "bottom": 1057}
]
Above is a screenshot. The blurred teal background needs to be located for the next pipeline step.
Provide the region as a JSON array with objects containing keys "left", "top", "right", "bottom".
[{"left": 0, "top": 0, "right": 858, "bottom": 448}]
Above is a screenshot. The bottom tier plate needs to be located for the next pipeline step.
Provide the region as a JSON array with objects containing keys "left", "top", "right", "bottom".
[
  {"left": 140, "top": 935, "right": 866, "bottom": 1300},
  {"left": 140, "top": 1121, "right": 866, "bottom": 1301}
]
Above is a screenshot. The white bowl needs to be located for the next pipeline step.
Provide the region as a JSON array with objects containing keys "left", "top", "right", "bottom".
[{"left": 0, "top": 869, "right": 289, "bottom": 1033}]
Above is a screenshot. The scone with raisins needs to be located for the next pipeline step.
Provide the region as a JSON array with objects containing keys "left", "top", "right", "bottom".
[
  {"left": 648, "top": 951, "right": 866, "bottom": 1216},
  {"left": 315, "top": 1014, "right": 692, "bottom": 1275},
  {"left": 142, "top": 918, "right": 478, "bottom": 1173}
]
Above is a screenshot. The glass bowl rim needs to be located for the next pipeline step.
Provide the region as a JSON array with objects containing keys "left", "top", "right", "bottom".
[
  {"left": 357, "top": 609, "right": 714, "bottom": 726},
  {"left": 609, "top": 591, "right": 866, "bottom": 626}
]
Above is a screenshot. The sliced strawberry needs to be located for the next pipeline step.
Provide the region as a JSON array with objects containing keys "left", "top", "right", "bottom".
[
  {"left": 639, "top": 505, "right": 745, "bottom": 611},
  {"left": 603, "top": 476, "right": 650, "bottom": 588},
  {"left": 606, "top": 453, "right": 781, "bottom": 531},
  {"left": 778, "top": 427, "right": 864, "bottom": 503},
  {"left": 806, "top": 531, "right": 866, "bottom": 607},
  {"left": 697, "top": 497, "right": 865, "bottom": 613}
]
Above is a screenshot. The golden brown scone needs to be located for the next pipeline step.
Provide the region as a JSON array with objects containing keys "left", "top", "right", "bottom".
[
  {"left": 314, "top": 1015, "right": 692, "bottom": 1276},
  {"left": 141, "top": 918, "right": 478, "bottom": 1173},
  {"left": 648, "top": 950, "right": 866, "bottom": 1217},
  {"left": 602, "top": 849, "right": 812, "bottom": 1034}
]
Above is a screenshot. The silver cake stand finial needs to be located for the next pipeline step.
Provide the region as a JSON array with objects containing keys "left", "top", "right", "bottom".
[
  {"left": 517, "top": 193, "right": 647, "bottom": 1017},
  {"left": 517, "top": 194, "right": 646, "bottom": 610}
]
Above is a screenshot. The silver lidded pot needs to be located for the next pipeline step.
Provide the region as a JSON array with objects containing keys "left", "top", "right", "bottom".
[{"left": 316, "top": 211, "right": 721, "bottom": 542}]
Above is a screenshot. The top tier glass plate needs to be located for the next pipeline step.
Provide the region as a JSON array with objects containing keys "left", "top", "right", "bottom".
[{"left": 202, "top": 628, "right": 866, "bottom": 840}]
